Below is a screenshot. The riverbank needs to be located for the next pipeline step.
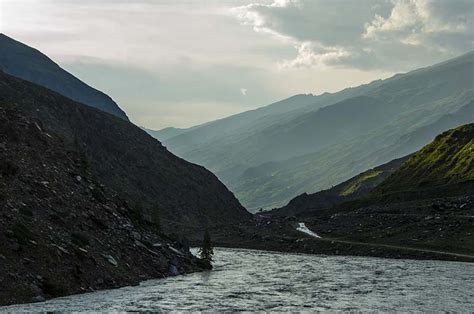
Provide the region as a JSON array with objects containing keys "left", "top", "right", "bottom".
[{"left": 188, "top": 201, "right": 474, "bottom": 264}]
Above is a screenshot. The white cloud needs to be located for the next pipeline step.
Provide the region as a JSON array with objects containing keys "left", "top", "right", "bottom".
[{"left": 232, "top": 0, "right": 474, "bottom": 71}]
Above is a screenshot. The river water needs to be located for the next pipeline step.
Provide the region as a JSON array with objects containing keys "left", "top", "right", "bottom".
[{"left": 2, "top": 248, "right": 473, "bottom": 312}]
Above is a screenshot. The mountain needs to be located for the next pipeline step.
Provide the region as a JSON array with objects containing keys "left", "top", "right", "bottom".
[
  {"left": 0, "top": 33, "right": 128, "bottom": 120},
  {"left": 0, "top": 71, "right": 250, "bottom": 235},
  {"left": 156, "top": 52, "right": 474, "bottom": 211},
  {"left": 0, "top": 103, "right": 208, "bottom": 305},
  {"left": 270, "top": 155, "right": 410, "bottom": 217},
  {"left": 273, "top": 123, "right": 473, "bottom": 217},
  {"left": 145, "top": 127, "right": 190, "bottom": 141},
  {"left": 248, "top": 124, "right": 473, "bottom": 260},
  {"left": 375, "top": 123, "right": 473, "bottom": 193}
]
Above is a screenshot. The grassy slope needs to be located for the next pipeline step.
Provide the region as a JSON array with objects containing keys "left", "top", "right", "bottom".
[{"left": 377, "top": 123, "right": 473, "bottom": 192}]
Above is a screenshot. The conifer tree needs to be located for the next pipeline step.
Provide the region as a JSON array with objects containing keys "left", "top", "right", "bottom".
[{"left": 198, "top": 229, "right": 214, "bottom": 265}]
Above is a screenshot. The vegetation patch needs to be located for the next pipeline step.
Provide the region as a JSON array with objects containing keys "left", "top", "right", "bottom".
[
  {"left": 377, "top": 124, "right": 474, "bottom": 192},
  {"left": 340, "top": 170, "right": 383, "bottom": 196}
]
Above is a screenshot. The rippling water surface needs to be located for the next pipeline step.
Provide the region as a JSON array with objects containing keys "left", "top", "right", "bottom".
[{"left": 2, "top": 248, "right": 474, "bottom": 312}]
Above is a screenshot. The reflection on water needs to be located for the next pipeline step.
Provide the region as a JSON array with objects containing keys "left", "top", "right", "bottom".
[{"left": 2, "top": 248, "right": 473, "bottom": 312}]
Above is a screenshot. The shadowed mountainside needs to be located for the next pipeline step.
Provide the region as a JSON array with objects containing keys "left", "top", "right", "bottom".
[
  {"left": 0, "top": 104, "right": 209, "bottom": 306},
  {"left": 0, "top": 71, "right": 250, "bottom": 234}
]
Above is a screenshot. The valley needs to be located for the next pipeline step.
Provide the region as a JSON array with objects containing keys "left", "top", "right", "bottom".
[{"left": 0, "top": 31, "right": 472, "bottom": 309}]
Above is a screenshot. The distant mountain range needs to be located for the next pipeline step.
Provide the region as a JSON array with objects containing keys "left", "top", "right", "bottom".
[
  {"left": 152, "top": 52, "right": 474, "bottom": 212},
  {"left": 0, "top": 34, "right": 128, "bottom": 120}
]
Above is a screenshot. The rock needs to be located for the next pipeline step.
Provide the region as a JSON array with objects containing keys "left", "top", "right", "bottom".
[
  {"left": 102, "top": 254, "right": 118, "bottom": 266},
  {"left": 32, "top": 295, "right": 45, "bottom": 303},
  {"left": 77, "top": 247, "right": 89, "bottom": 254},
  {"left": 53, "top": 244, "right": 70, "bottom": 255},
  {"left": 131, "top": 231, "right": 141, "bottom": 240},
  {"left": 168, "top": 246, "right": 184, "bottom": 256},
  {"left": 168, "top": 264, "right": 179, "bottom": 276},
  {"left": 76, "top": 176, "right": 82, "bottom": 182},
  {"left": 29, "top": 283, "right": 42, "bottom": 295}
]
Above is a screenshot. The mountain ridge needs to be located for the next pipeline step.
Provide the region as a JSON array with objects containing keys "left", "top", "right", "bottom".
[
  {"left": 155, "top": 51, "right": 473, "bottom": 211},
  {"left": 0, "top": 33, "right": 129, "bottom": 120},
  {"left": 0, "top": 70, "right": 251, "bottom": 233}
]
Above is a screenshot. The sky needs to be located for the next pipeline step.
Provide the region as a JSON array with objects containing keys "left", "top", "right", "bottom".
[{"left": 1, "top": 0, "right": 473, "bottom": 129}]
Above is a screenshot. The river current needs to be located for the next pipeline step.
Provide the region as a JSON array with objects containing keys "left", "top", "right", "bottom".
[{"left": 2, "top": 248, "right": 473, "bottom": 312}]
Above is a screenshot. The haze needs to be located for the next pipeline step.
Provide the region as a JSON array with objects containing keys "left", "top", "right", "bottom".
[{"left": 1, "top": 0, "right": 472, "bottom": 129}]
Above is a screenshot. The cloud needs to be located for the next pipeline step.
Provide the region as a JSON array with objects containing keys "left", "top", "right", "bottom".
[
  {"left": 1, "top": 0, "right": 398, "bottom": 129},
  {"left": 232, "top": 0, "right": 474, "bottom": 71}
]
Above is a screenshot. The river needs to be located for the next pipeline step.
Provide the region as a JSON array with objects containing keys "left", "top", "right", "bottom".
[{"left": 2, "top": 248, "right": 473, "bottom": 312}]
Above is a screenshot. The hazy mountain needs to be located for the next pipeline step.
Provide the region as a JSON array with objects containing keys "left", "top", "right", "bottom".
[
  {"left": 270, "top": 155, "right": 410, "bottom": 217},
  {"left": 157, "top": 52, "right": 474, "bottom": 211},
  {"left": 0, "top": 34, "right": 128, "bottom": 120},
  {"left": 145, "top": 127, "right": 190, "bottom": 141},
  {"left": 0, "top": 71, "right": 250, "bottom": 234}
]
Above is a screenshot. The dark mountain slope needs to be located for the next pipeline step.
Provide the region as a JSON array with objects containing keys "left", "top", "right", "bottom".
[
  {"left": 0, "top": 33, "right": 128, "bottom": 120},
  {"left": 145, "top": 127, "right": 190, "bottom": 141},
  {"left": 0, "top": 105, "right": 206, "bottom": 305},
  {"left": 0, "top": 71, "right": 250, "bottom": 233}
]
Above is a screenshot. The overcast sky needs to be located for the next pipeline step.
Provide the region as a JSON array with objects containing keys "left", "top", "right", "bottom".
[{"left": 1, "top": 0, "right": 473, "bottom": 129}]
